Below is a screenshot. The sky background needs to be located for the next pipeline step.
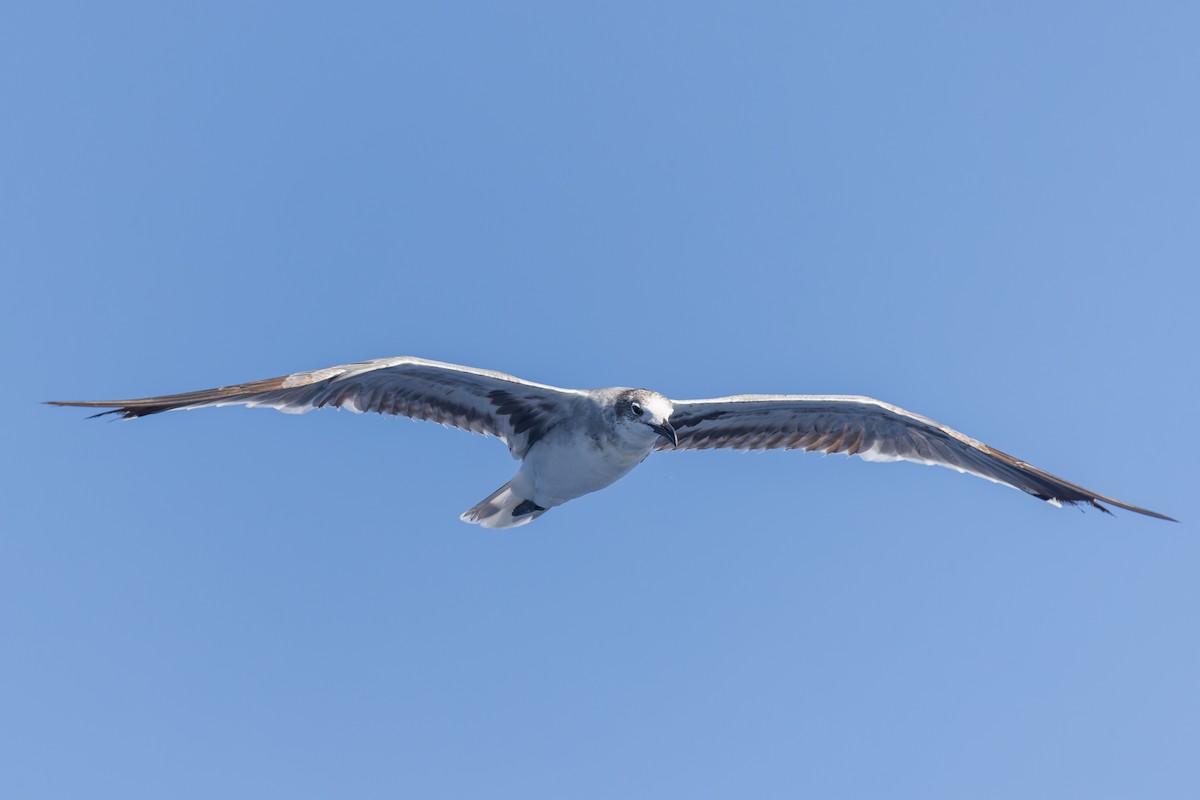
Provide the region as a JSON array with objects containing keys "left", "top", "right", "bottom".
[{"left": 3, "top": 2, "right": 1198, "bottom": 798}]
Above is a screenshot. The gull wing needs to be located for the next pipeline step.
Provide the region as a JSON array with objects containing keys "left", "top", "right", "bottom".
[
  {"left": 661, "top": 394, "right": 1173, "bottom": 520},
  {"left": 48, "top": 356, "right": 585, "bottom": 459}
]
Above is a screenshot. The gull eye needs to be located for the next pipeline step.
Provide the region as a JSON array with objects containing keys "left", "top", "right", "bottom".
[{"left": 631, "top": 403, "right": 644, "bottom": 417}]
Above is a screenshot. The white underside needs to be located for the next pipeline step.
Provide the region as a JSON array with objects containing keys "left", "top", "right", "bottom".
[{"left": 516, "top": 432, "right": 651, "bottom": 508}]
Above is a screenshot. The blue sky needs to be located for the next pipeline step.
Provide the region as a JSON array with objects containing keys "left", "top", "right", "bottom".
[{"left": 3, "top": 2, "right": 1197, "bottom": 797}]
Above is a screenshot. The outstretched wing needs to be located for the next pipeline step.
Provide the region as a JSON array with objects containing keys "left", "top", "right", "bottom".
[
  {"left": 661, "top": 394, "right": 1173, "bottom": 520},
  {"left": 48, "top": 356, "right": 585, "bottom": 459}
]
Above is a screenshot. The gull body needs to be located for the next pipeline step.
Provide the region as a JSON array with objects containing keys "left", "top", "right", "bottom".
[
  {"left": 478, "top": 388, "right": 674, "bottom": 525},
  {"left": 47, "top": 355, "right": 1173, "bottom": 527}
]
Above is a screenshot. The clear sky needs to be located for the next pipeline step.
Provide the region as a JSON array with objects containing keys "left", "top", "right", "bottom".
[{"left": 3, "top": 2, "right": 1197, "bottom": 798}]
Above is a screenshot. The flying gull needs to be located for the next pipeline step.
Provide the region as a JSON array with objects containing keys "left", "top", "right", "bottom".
[{"left": 48, "top": 355, "right": 1174, "bottom": 527}]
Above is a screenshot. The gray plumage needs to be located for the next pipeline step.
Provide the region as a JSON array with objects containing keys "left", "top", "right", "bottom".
[{"left": 47, "top": 355, "right": 1174, "bottom": 526}]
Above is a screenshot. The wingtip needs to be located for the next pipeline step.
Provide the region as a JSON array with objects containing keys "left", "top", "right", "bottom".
[
  {"left": 1109, "top": 500, "right": 1178, "bottom": 523},
  {"left": 1088, "top": 498, "right": 1178, "bottom": 523},
  {"left": 45, "top": 400, "right": 130, "bottom": 419}
]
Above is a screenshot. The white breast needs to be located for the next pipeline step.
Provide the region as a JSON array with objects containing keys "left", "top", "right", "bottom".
[{"left": 517, "top": 428, "right": 651, "bottom": 507}]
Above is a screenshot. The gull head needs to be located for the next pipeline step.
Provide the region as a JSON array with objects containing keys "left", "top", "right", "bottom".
[{"left": 612, "top": 389, "right": 677, "bottom": 447}]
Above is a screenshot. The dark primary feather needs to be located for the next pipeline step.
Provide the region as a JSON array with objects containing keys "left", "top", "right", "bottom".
[{"left": 661, "top": 394, "right": 1174, "bottom": 521}]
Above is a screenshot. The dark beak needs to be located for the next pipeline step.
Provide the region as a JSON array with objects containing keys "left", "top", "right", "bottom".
[{"left": 649, "top": 420, "right": 678, "bottom": 447}]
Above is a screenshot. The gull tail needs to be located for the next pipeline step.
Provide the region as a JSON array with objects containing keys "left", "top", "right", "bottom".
[{"left": 460, "top": 480, "right": 548, "bottom": 529}]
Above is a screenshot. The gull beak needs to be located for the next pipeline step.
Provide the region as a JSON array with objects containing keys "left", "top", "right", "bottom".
[{"left": 649, "top": 420, "right": 678, "bottom": 447}]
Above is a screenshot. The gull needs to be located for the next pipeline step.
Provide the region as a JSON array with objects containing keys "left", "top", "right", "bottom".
[{"left": 48, "top": 355, "right": 1173, "bottom": 527}]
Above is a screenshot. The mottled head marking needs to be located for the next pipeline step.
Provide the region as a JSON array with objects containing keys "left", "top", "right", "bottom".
[{"left": 609, "top": 389, "right": 676, "bottom": 447}]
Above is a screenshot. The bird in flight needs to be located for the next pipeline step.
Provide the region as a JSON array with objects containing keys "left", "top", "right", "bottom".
[{"left": 49, "top": 355, "right": 1173, "bottom": 527}]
